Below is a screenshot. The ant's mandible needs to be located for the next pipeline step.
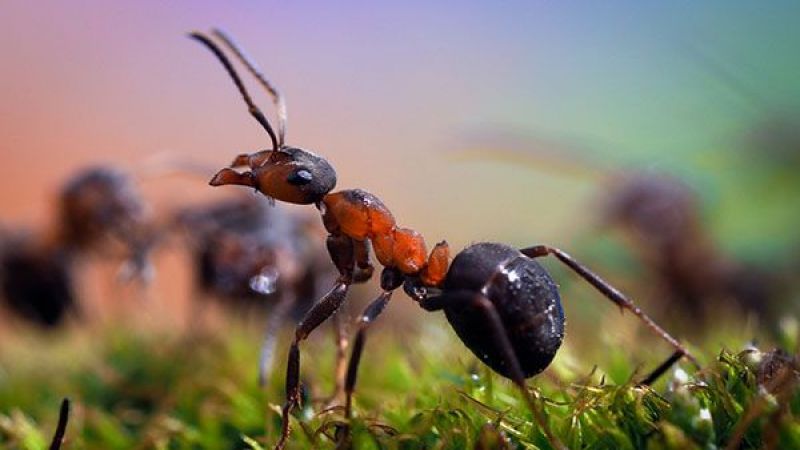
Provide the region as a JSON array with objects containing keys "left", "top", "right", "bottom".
[{"left": 189, "top": 29, "right": 699, "bottom": 449}]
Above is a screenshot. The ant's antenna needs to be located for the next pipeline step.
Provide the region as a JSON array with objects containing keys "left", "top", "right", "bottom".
[
  {"left": 212, "top": 29, "right": 288, "bottom": 148},
  {"left": 189, "top": 31, "right": 279, "bottom": 152}
]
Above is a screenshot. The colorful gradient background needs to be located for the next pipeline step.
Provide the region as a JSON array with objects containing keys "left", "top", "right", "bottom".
[{"left": 2, "top": 1, "right": 799, "bottom": 257}]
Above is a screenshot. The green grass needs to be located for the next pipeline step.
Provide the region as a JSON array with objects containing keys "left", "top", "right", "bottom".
[{"left": 0, "top": 315, "right": 797, "bottom": 450}]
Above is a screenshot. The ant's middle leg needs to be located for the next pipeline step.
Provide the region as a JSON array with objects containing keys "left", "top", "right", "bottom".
[
  {"left": 334, "top": 269, "right": 403, "bottom": 448},
  {"left": 519, "top": 245, "right": 699, "bottom": 370}
]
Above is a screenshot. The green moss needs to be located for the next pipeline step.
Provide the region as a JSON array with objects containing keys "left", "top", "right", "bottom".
[{"left": 0, "top": 323, "right": 797, "bottom": 449}]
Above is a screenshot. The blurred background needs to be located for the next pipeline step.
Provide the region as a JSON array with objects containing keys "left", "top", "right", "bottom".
[{"left": 1, "top": 1, "right": 799, "bottom": 447}]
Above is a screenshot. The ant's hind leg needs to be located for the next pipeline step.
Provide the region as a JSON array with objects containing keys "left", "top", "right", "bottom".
[
  {"left": 519, "top": 245, "right": 699, "bottom": 368},
  {"left": 418, "top": 291, "right": 566, "bottom": 450}
]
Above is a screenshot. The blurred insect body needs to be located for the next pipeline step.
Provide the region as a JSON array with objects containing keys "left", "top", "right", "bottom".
[
  {"left": 0, "top": 230, "right": 76, "bottom": 327},
  {"left": 175, "top": 194, "right": 335, "bottom": 384},
  {"left": 603, "top": 173, "right": 777, "bottom": 324},
  {"left": 177, "top": 196, "right": 305, "bottom": 304},
  {"left": 189, "top": 29, "right": 697, "bottom": 449},
  {"left": 459, "top": 133, "right": 780, "bottom": 327},
  {"left": 0, "top": 167, "right": 154, "bottom": 328}
]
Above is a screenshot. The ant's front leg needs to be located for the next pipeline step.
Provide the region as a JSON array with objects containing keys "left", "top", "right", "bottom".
[{"left": 274, "top": 234, "right": 355, "bottom": 450}]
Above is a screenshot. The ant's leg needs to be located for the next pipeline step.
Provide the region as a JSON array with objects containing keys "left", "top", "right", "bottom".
[
  {"left": 275, "top": 281, "right": 350, "bottom": 450},
  {"left": 639, "top": 350, "right": 684, "bottom": 386},
  {"left": 343, "top": 290, "right": 393, "bottom": 418},
  {"left": 275, "top": 234, "right": 355, "bottom": 450},
  {"left": 418, "top": 291, "right": 566, "bottom": 450},
  {"left": 519, "top": 245, "right": 699, "bottom": 368},
  {"left": 336, "top": 268, "right": 403, "bottom": 447},
  {"left": 49, "top": 398, "right": 70, "bottom": 450}
]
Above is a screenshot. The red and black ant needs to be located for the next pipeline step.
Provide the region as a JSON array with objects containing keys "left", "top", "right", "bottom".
[{"left": 189, "top": 29, "right": 699, "bottom": 449}]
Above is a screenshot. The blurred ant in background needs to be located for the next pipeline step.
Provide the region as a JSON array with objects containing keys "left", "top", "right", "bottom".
[
  {"left": 450, "top": 40, "right": 800, "bottom": 332},
  {"left": 173, "top": 193, "right": 337, "bottom": 385},
  {"left": 455, "top": 131, "right": 785, "bottom": 332},
  {"left": 58, "top": 166, "right": 155, "bottom": 281},
  {"left": 0, "top": 166, "right": 154, "bottom": 328},
  {"left": 189, "top": 29, "right": 697, "bottom": 449},
  {"left": 682, "top": 40, "right": 800, "bottom": 284},
  {"left": 0, "top": 228, "right": 76, "bottom": 328},
  {"left": 602, "top": 173, "right": 779, "bottom": 326}
]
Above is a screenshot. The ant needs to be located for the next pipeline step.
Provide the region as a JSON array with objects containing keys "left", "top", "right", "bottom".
[
  {"left": 0, "top": 166, "right": 153, "bottom": 328},
  {"left": 57, "top": 166, "right": 154, "bottom": 281},
  {"left": 174, "top": 194, "right": 337, "bottom": 385},
  {"left": 602, "top": 173, "right": 778, "bottom": 327},
  {"left": 0, "top": 228, "right": 76, "bottom": 328},
  {"left": 459, "top": 133, "right": 782, "bottom": 330},
  {"left": 189, "top": 29, "right": 699, "bottom": 449}
]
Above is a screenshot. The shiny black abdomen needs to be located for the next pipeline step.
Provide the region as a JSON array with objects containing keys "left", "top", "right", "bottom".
[{"left": 442, "top": 242, "right": 565, "bottom": 379}]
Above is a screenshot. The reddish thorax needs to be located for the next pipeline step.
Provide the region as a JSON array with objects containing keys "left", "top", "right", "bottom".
[{"left": 321, "top": 189, "right": 449, "bottom": 286}]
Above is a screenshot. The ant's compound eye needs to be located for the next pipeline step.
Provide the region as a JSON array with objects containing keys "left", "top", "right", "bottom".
[{"left": 287, "top": 169, "right": 313, "bottom": 186}]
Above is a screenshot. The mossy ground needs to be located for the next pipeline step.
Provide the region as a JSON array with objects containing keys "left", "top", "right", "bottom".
[{"left": 0, "top": 313, "right": 797, "bottom": 450}]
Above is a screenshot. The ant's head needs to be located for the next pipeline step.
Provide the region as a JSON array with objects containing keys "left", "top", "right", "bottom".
[
  {"left": 192, "top": 30, "right": 336, "bottom": 205},
  {"left": 210, "top": 147, "right": 336, "bottom": 204}
]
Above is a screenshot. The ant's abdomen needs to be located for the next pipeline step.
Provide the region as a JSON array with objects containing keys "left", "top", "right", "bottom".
[{"left": 442, "top": 243, "right": 565, "bottom": 378}]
